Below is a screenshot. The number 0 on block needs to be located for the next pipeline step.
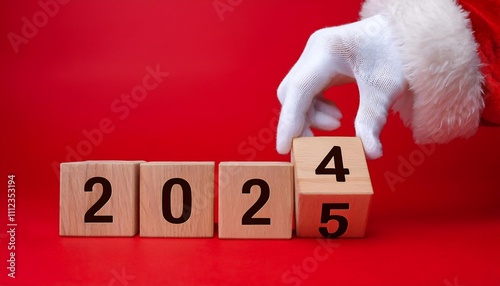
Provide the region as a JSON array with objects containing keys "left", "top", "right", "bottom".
[
  {"left": 140, "top": 162, "right": 215, "bottom": 237},
  {"left": 292, "top": 137, "right": 373, "bottom": 238}
]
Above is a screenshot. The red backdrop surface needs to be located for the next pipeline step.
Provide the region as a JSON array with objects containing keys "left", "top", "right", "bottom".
[{"left": 1, "top": 1, "right": 499, "bottom": 285}]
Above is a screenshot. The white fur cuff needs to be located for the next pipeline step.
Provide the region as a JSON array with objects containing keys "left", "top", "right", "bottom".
[{"left": 360, "top": 0, "right": 484, "bottom": 144}]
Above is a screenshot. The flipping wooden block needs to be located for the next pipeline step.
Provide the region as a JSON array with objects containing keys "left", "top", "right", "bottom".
[
  {"left": 140, "top": 162, "right": 215, "bottom": 237},
  {"left": 60, "top": 161, "right": 143, "bottom": 236},
  {"left": 292, "top": 137, "right": 373, "bottom": 238},
  {"left": 218, "top": 162, "right": 293, "bottom": 239}
]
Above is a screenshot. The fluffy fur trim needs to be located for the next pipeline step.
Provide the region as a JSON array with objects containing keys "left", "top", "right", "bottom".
[
  {"left": 360, "top": 0, "right": 484, "bottom": 144},
  {"left": 460, "top": 0, "right": 500, "bottom": 125}
]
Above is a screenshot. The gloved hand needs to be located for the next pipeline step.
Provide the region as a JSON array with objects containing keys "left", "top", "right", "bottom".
[{"left": 276, "top": 15, "right": 406, "bottom": 159}]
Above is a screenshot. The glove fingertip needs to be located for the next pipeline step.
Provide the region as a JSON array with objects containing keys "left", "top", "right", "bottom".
[{"left": 276, "top": 138, "right": 292, "bottom": 154}]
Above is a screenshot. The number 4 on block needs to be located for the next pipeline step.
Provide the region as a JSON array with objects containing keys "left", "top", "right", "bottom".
[{"left": 292, "top": 137, "right": 373, "bottom": 238}]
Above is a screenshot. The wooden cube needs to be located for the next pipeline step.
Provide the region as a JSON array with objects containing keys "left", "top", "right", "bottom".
[
  {"left": 218, "top": 162, "right": 293, "bottom": 239},
  {"left": 292, "top": 137, "right": 373, "bottom": 238},
  {"left": 60, "top": 160, "right": 143, "bottom": 236},
  {"left": 140, "top": 162, "right": 215, "bottom": 237}
]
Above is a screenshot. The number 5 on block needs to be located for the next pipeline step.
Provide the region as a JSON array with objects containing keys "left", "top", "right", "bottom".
[{"left": 292, "top": 137, "right": 373, "bottom": 238}]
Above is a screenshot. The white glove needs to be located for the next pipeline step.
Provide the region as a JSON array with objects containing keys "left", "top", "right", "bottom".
[{"left": 276, "top": 15, "right": 407, "bottom": 159}]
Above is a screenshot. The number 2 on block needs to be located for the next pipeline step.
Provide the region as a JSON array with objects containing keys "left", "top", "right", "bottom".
[
  {"left": 241, "top": 179, "right": 271, "bottom": 225},
  {"left": 84, "top": 177, "right": 113, "bottom": 223}
]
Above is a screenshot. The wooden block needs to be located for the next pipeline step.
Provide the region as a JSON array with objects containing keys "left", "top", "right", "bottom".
[
  {"left": 292, "top": 137, "right": 373, "bottom": 238},
  {"left": 140, "top": 162, "right": 214, "bottom": 237},
  {"left": 218, "top": 162, "right": 293, "bottom": 239},
  {"left": 60, "top": 160, "right": 143, "bottom": 236}
]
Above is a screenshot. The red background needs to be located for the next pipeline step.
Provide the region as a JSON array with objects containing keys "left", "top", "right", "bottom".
[{"left": 1, "top": 1, "right": 499, "bottom": 285}]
